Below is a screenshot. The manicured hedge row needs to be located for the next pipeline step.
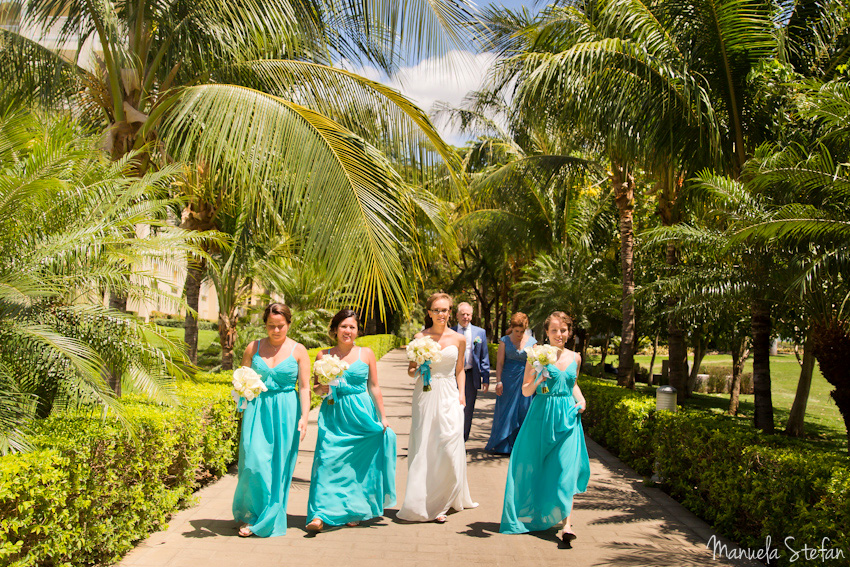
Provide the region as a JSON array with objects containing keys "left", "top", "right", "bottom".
[
  {"left": 0, "top": 335, "right": 403, "bottom": 567},
  {"left": 0, "top": 373, "right": 237, "bottom": 567},
  {"left": 580, "top": 377, "right": 850, "bottom": 565}
]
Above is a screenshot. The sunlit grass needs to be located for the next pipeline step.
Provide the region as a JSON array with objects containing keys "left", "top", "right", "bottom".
[{"left": 592, "top": 352, "right": 846, "bottom": 451}]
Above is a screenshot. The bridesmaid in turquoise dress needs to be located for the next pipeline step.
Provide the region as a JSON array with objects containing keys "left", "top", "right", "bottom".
[
  {"left": 486, "top": 312, "right": 536, "bottom": 455},
  {"left": 232, "top": 303, "right": 312, "bottom": 537},
  {"left": 305, "top": 309, "right": 396, "bottom": 532},
  {"left": 500, "top": 311, "right": 590, "bottom": 544}
]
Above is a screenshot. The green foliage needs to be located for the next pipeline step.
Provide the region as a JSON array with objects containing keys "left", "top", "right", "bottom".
[
  {"left": 0, "top": 373, "right": 236, "bottom": 566},
  {"left": 152, "top": 318, "right": 218, "bottom": 331},
  {"left": 0, "top": 110, "right": 207, "bottom": 453},
  {"left": 582, "top": 378, "right": 850, "bottom": 564}
]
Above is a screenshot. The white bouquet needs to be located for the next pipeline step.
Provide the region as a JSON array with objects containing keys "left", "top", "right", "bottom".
[
  {"left": 231, "top": 366, "right": 268, "bottom": 410},
  {"left": 524, "top": 344, "right": 560, "bottom": 393},
  {"left": 406, "top": 336, "right": 443, "bottom": 391},
  {"left": 313, "top": 354, "right": 349, "bottom": 404}
]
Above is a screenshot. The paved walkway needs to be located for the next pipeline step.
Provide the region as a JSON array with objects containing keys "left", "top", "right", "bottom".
[{"left": 120, "top": 349, "right": 755, "bottom": 567}]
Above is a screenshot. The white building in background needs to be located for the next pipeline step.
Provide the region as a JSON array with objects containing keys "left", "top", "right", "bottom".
[
  {"left": 126, "top": 234, "right": 220, "bottom": 322},
  {"left": 3, "top": 7, "right": 221, "bottom": 323}
]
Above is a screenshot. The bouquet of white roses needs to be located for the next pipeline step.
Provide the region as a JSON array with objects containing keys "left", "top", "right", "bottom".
[
  {"left": 406, "top": 336, "right": 443, "bottom": 392},
  {"left": 231, "top": 366, "right": 268, "bottom": 411},
  {"left": 313, "top": 354, "right": 349, "bottom": 404},
  {"left": 524, "top": 344, "right": 560, "bottom": 393}
]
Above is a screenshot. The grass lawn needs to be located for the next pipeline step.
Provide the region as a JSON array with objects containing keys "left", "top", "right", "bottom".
[
  {"left": 157, "top": 326, "right": 219, "bottom": 354},
  {"left": 594, "top": 352, "right": 847, "bottom": 451}
]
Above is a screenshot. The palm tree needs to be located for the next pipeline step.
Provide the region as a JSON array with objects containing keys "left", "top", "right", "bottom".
[
  {"left": 435, "top": 87, "right": 612, "bottom": 338},
  {"left": 1, "top": 0, "right": 471, "bottom": 359},
  {"left": 0, "top": 109, "right": 208, "bottom": 453},
  {"left": 732, "top": 81, "right": 850, "bottom": 450}
]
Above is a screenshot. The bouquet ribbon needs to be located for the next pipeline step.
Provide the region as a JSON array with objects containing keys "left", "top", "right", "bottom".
[
  {"left": 327, "top": 378, "right": 340, "bottom": 404},
  {"left": 417, "top": 360, "right": 433, "bottom": 392},
  {"left": 531, "top": 361, "right": 550, "bottom": 394}
]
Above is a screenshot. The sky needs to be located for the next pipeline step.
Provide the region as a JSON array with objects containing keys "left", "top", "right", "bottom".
[{"left": 351, "top": 0, "right": 545, "bottom": 145}]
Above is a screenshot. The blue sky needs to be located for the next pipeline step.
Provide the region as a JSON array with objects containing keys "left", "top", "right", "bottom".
[{"left": 345, "top": 1, "right": 546, "bottom": 144}]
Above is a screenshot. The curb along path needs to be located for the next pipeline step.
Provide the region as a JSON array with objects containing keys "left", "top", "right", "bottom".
[{"left": 120, "top": 348, "right": 755, "bottom": 567}]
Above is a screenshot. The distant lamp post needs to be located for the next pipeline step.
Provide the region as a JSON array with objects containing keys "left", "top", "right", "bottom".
[{"left": 652, "top": 386, "right": 677, "bottom": 484}]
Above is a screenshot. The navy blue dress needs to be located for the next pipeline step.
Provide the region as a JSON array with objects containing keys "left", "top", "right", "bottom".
[{"left": 485, "top": 335, "right": 536, "bottom": 454}]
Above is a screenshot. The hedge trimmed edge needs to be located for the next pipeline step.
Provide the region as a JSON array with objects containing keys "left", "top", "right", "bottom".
[
  {"left": 581, "top": 377, "right": 850, "bottom": 566},
  {"left": 0, "top": 334, "right": 402, "bottom": 567}
]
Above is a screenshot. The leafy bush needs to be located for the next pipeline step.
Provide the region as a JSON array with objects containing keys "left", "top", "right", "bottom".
[
  {"left": 0, "top": 373, "right": 236, "bottom": 567},
  {"left": 153, "top": 317, "right": 218, "bottom": 331},
  {"left": 696, "top": 365, "right": 753, "bottom": 394},
  {"left": 581, "top": 377, "right": 850, "bottom": 565}
]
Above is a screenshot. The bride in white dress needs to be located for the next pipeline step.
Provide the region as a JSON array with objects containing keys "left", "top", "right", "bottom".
[{"left": 397, "top": 292, "right": 478, "bottom": 523}]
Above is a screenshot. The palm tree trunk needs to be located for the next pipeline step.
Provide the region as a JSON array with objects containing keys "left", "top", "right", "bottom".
[
  {"left": 600, "top": 333, "right": 610, "bottom": 366},
  {"left": 613, "top": 161, "right": 636, "bottom": 389},
  {"left": 786, "top": 328, "right": 815, "bottom": 437},
  {"left": 666, "top": 241, "right": 687, "bottom": 403},
  {"left": 183, "top": 257, "right": 207, "bottom": 364},
  {"left": 728, "top": 333, "right": 749, "bottom": 415},
  {"left": 648, "top": 331, "right": 659, "bottom": 384},
  {"left": 811, "top": 318, "right": 850, "bottom": 454},
  {"left": 219, "top": 310, "right": 238, "bottom": 371},
  {"left": 687, "top": 332, "right": 707, "bottom": 396},
  {"left": 751, "top": 299, "right": 775, "bottom": 433}
]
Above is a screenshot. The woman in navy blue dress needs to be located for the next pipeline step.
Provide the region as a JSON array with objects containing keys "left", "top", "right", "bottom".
[{"left": 485, "top": 312, "right": 535, "bottom": 455}]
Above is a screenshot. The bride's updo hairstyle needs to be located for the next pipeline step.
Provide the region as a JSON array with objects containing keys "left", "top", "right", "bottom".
[
  {"left": 543, "top": 311, "right": 573, "bottom": 338},
  {"left": 423, "top": 292, "right": 453, "bottom": 329},
  {"left": 329, "top": 308, "right": 359, "bottom": 342}
]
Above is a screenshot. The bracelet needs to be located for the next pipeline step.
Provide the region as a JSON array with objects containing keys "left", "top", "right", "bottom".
[{"left": 496, "top": 382, "right": 503, "bottom": 386}]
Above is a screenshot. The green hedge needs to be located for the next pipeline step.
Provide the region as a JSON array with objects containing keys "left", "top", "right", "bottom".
[
  {"left": 153, "top": 317, "right": 218, "bottom": 331},
  {"left": 581, "top": 378, "right": 850, "bottom": 565},
  {"left": 0, "top": 335, "right": 403, "bottom": 566},
  {"left": 0, "top": 373, "right": 236, "bottom": 567}
]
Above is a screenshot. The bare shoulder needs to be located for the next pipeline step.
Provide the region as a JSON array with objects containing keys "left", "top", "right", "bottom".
[
  {"left": 291, "top": 341, "right": 308, "bottom": 359},
  {"left": 451, "top": 329, "right": 466, "bottom": 347},
  {"left": 245, "top": 339, "right": 260, "bottom": 356},
  {"left": 360, "top": 346, "right": 376, "bottom": 362},
  {"left": 571, "top": 349, "right": 582, "bottom": 366},
  {"left": 413, "top": 331, "right": 425, "bottom": 339}
]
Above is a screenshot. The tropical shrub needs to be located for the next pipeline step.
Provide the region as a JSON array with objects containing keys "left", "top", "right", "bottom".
[
  {"left": 0, "top": 110, "right": 205, "bottom": 453},
  {"left": 0, "top": 373, "right": 236, "bottom": 566},
  {"left": 581, "top": 377, "right": 850, "bottom": 565}
]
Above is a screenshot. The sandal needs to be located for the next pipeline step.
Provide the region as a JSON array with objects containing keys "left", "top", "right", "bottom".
[
  {"left": 346, "top": 521, "right": 360, "bottom": 527},
  {"left": 306, "top": 518, "right": 324, "bottom": 532},
  {"left": 237, "top": 525, "right": 253, "bottom": 538},
  {"left": 560, "top": 530, "right": 577, "bottom": 543},
  {"left": 435, "top": 515, "right": 448, "bottom": 523}
]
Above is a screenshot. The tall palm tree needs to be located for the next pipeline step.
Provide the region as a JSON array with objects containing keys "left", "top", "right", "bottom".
[
  {"left": 1, "top": 0, "right": 470, "bottom": 358},
  {"left": 489, "top": 0, "right": 789, "bottom": 424}
]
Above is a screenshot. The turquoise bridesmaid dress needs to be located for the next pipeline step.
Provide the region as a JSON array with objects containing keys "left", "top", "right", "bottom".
[
  {"left": 486, "top": 335, "right": 536, "bottom": 454},
  {"left": 500, "top": 354, "right": 590, "bottom": 534},
  {"left": 232, "top": 341, "right": 301, "bottom": 537},
  {"left": 307, "top": 347, "right": 397, "bottom": 525}
]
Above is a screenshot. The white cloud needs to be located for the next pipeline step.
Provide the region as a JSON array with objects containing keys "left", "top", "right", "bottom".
[{"left": 342, "top": 51, "right": 498, "bottom": 145}]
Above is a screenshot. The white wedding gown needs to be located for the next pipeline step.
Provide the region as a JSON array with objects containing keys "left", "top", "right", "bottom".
[{"left": 397, "top": 345, "right": 478, "bottom": 521}]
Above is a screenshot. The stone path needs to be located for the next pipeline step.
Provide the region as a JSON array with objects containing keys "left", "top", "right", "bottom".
[{"left": 119, "top": 349, "right": 755, "bottom": 567}]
